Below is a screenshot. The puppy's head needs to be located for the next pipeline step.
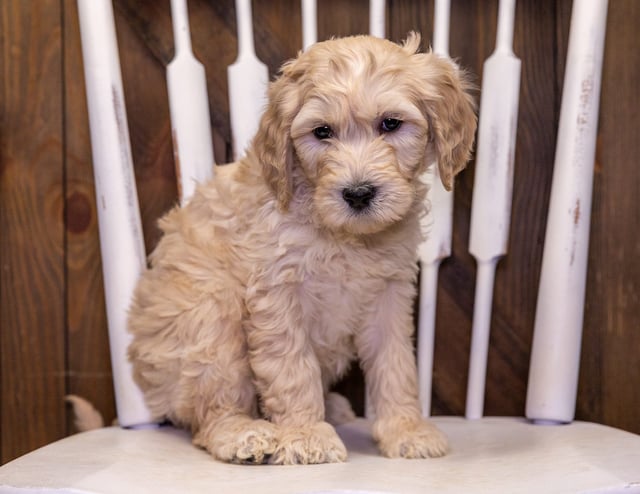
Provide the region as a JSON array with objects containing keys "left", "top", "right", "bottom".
[{"left": 253, "top": 32, "right": 476, "bottom": 235}]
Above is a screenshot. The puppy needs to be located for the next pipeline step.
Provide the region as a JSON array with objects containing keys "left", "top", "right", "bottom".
[{"left": 128, "top": 32, "right": 476, "bottom": 465}]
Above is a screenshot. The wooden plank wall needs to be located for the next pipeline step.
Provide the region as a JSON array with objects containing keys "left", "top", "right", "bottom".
[{"left": 1, "top": 0, "right": 638, "bottom": 463}]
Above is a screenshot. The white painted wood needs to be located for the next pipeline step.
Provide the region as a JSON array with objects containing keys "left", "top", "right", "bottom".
[
  {"left": 369, "top": 0, "right": 385, "bottom": 38},
  {"left": 432, "top": 0, "right": 450, "bottom": 56},
  {"left": 465, "top": 260, "right": 498, "bottom": 419},
  {"left": 227, "top": 0, "right": 269, "bottom": 160},
  {"left": 2, "top": 418, "right": 639, "bottom": 493},
  {"left": 167, "top": 0, "right": 215, "bottom": 204},
  {"left": 416, "top": 257, "right": 440, "bottom": 417},
  {"left": 301, "top": 0, "right": 317, "bottom": 50},
  {"left": 466, "top": 0, "right": 521, "bottom": 420},
  {"left": 417, "top": 0, "right": 451, "bottom": 418},
  {"left": 76, "top": 0, "right": 152, "bottom": 427},
  {"left": 526, "top": 0, "right": 609, "bottom": 424}
]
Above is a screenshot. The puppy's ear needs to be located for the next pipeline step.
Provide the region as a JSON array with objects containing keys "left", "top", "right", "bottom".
[
  {"left": 252, "top": 62, "right": 302, "bottom": 212},
  {"left": 406, "top": 37, "right": 477, "bottom": 190}
]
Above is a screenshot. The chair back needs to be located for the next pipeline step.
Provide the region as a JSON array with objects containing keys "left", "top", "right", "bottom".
[{"left": 77, "top": 0, "right": 608, "bottom": 429}]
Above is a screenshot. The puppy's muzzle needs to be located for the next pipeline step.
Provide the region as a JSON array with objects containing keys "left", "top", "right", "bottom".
[{"left": 342, "top": 183, "right": 377, "bottom": 211}]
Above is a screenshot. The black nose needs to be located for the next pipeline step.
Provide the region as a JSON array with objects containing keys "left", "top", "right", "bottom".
[{"left": 342, "top": 184, "right": 377, "bottom": 211}]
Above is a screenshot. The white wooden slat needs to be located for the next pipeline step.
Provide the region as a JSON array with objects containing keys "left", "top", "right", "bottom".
[
  {"left": 301, "top": 0, "right": 317, "bottom": 50},
  {"left": 76, "top": 0, "right": 153, "bottom": 428},
  {"left": 227, "top": 0, "right": 269, "bottom": 161},
  {"left": 526, "top": 0, "right": 609, "bottom": 424},
  {"left": 369, "top": 0, "right": 386, "bottom": 38},
  {"left": 466, "top": 0, "right": 521, "bottom": 420},
  {"left": 167, "top": 0, "right": 215, "bottom": 204}
]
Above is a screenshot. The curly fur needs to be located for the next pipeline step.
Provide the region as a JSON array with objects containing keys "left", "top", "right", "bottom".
[{"left": 128, "top": 32, "right": 476, "bottom": 465}]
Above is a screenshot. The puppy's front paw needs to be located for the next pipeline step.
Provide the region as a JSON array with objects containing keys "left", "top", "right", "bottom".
[
  {"left": 270, "top": 421, "right": 347, "bottom": 465},
  {"left": 194, "top": 417, "right": 278, "bottom": 464},
  {"left": 374, "top": 416, "right": 449, "bottom": 459}
]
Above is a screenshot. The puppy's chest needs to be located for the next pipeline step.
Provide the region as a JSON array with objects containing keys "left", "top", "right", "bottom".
[{"left": 296, "top": 245, "right": 386, "bottom": 337}]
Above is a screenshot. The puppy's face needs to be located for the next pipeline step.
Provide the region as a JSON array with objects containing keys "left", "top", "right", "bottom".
[
  {"left": 289, "top": 60, "right": 430, "bottom": 235},
  {"left": 254, "top": 33, "right": 476, "bottom": 236}
]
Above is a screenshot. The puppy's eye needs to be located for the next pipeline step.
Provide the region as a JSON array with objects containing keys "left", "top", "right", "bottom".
[
  {"left": 380, "top": 118, "right": 402, "bottom": 133},
  {"left": 312, "top": 125, "right": 333, "bottom": 140}
]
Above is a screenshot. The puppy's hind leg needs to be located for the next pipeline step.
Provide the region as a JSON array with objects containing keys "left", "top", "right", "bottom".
[
  {"left": 129, "top": 244, "right": 277, "bottom": 463},
  {"left": 189, "top": 355, "right": 278, "bottom": 464},
  {"left": 246, "top": 284, "right": 347, "bottom": 465},
  {"left": 181, "top": 313, "right": 278, "bottom": 464}
]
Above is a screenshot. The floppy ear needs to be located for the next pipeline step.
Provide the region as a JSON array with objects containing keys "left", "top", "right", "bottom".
[
  {"left": 405, "top": 37, "right": 477, "bottom": 190},
  {"left": 251, "top": 60, "right": 303, "bottom": 212}
]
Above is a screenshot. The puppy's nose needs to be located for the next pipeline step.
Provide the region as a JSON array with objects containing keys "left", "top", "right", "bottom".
[{"left": 342, "top": 184, "right": 377, "bottom": 211}]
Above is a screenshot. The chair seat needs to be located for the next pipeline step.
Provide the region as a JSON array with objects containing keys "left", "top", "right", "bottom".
[{"left": 1, "top": 417, "right": 638, "bottom": 494}]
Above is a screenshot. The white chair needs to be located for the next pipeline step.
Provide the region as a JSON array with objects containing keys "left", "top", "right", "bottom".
[{"left": 1, "top": 1, "right": 639, "bottom": 493}]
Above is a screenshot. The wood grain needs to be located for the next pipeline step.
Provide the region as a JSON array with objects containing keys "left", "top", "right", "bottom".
[
  {"left": 317, "top": 0, "right": 369, "bottom": 40},
  {"left": 0, "top": 0, "right": 67, "bottom": 461},
  {"left": 1, "top": 0, "right": 639, "bottom": 464},
  {"left": 578, "top": 0, "right": 640, "bottom": 432}
]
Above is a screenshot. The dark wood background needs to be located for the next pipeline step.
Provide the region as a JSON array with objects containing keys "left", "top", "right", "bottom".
[{"left": 1, "top": 0, "right": 638, "bottom": 464}]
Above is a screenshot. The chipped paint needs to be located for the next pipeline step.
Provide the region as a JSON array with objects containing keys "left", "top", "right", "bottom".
[
  {"left": 112, "top": 84, "right": 146, "bottom": 267},
  {"left": 576, "top": 73, "right": 594, "bottom": 129},
  {"left": 569, "top": 198, "right": 581, "bottom": 266}
]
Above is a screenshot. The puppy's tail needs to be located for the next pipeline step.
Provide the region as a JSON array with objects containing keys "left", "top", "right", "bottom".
[{"left": 65, "top": 395, "right": 105, "bottom": 431}]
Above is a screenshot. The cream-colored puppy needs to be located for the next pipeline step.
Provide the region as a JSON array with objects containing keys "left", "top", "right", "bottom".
[{"left": 128, "top": 32, "right": 476, "bottom": 465}]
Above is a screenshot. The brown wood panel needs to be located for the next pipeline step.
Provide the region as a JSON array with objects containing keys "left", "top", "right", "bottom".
[
  {"left": 578, "top": 0, "right": 640, "bottom": 432},
  {"left": 253, "top": 0, "right": 303, "bottom": 71},
  {"left": 318, "top": 0, "right": 369, "bottom": 40},
  {"left": 0, "top": 0, "right": 67, "bottom": 462},
  {"left": 388, "top": 0, "right": 433, "bottom": 44}
]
